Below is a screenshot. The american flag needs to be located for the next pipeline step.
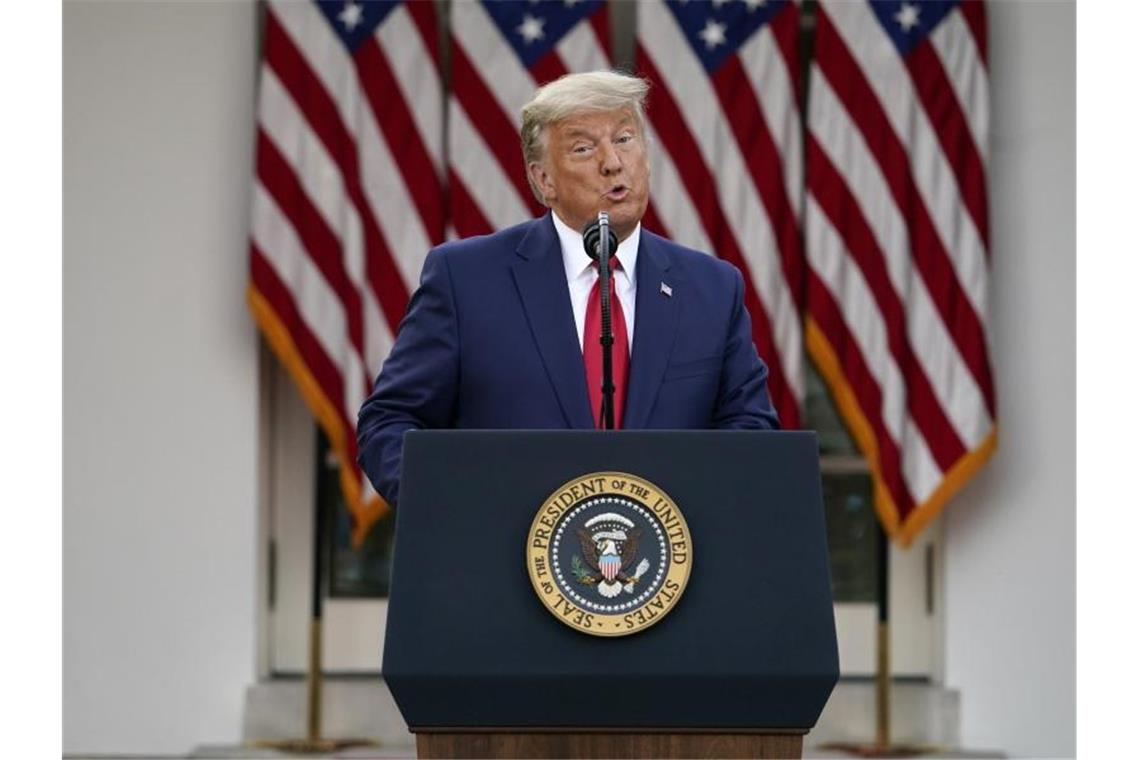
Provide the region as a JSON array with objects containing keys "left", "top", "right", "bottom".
[
  {"left": 805, "top": 0, "right": 996, "bottom": 545},
  {"left": 448, "top": 0, "right": 612, "bottom": 238},
  {"left": 636, "top": 0, "right": 805, "bottom": 430},
  {"left": 248, "top": 0, "right": 444, "bottom": 545}
]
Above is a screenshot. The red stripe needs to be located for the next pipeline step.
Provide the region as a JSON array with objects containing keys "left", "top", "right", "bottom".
[
  {"left": 256, "top": 132, "right": 370, "bottom": 390},
  {"left": 264, "top": 9, "right": 409, "bottom": 334},
  {"left": 770, "top": 1, "right": 803, "bottom": 109},
  {"left": 711, "top": 55, "right": 804, "bottom": 311},
  {"left": 814, "top": 8, "right": 996, "bottom": 417},
  {"left": 450, "top": 41, "right": 545, "bottom": 219},
  {"left": 530, "top": 47, "right": 569, "bottom": 88},
  {"left": 905, "top": 38, "right": 989, "bottom": 250},
  {"left": 589, "top": 6, "right": 613, "bottom": 60},
  {"left": 958, "top": 0, "right": 987, "bottom": 67},
  {"left": 808, "top": 136, "right": 968, "bottom": 470},
  {"left": 448, "top": 169, "right": 495, "bottom": 240},
  {"left": 637, "top": 46, "right": 799, "bottom": 429},
  {"left": 354, "top": 36, "right": 446, "bottom": 244},
  {"left": 251, "top": 244, "right": 350, "bottom": 426},
  {"left": 808, "top": 270, "right": 916, "bottom": 518},
  {"left": 403, "top": 0, "right": 440, "bottom": 68},
  {"left": 640, "top": 200, "right": 668, "bottom": 239}
]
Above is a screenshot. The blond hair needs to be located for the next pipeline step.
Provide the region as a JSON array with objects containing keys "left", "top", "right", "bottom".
[{"left": 520, "top": 70, "right": 650, "bottom": 203}]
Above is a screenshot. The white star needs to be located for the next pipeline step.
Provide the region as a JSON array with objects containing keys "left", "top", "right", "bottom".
[
  {"left": 894, "top": 2, "right": 921, "bottom": 32},
  {"left": 337, "top": 0, "right": 363, "bottom": 31},
  {"left": 744, "top": 0, "right": 768, "bottom": 11},
  {"left": 516, "top": 13, "right": 546, "bottom": 44},
  {"left": 697, "top": 18, "right": 728, "bottom": 50},
  {"left": 564, "top": 0, "right": 582, "bottom": 6},
  {"left": 711, "top": 0, "right": 731, "bottom": 8}
]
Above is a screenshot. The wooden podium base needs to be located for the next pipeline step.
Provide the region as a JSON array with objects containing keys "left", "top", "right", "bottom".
[{"left": 416, "top": 729, "right": 805, "bottom": 759}]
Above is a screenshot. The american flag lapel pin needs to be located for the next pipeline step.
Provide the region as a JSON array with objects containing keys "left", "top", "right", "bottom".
[{"left": 660, "top": 282, "right": 673, "bottom": 298}]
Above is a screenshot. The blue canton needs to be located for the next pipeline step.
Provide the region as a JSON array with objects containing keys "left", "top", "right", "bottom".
[
  {"left": 868, "top": 0, "right": 959, "bottom": 57},
  {"left": 316, "top": 0, "right": 401, "bottom": 54},
  {"left": 665, "top": 0, "right": 789, "bottom": 75},
  {"left": 481, "top": 0, "right": 604, "bottom": 69}
]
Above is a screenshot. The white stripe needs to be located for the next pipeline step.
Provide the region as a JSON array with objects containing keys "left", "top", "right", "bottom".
[
  {"left": 808, "top": 67, "right": 992, "bottom": 447},
  {"left": 449, "top": 98, "right": 532, "bottom": 231},
  {"left": 640, "top": 3, "right": 802, "bottom": 397},
  {"left": 269, "top": 0, "right": 435, "bottom": 296},
  {"left": 556, "top": 15, "right": 610, "bottom": 73},
  {"left": 901, "top": 418, "right": 943, "bottom": 502},
  {"left": 251, "top": 182, "right": 351, "bottom": 379},
  {"left": 376, "top": 4, "right": 444, "bottom": 171},
  {"left": 646, "top": 122, "right": 713, "bottom": 254},
  {"left": 738, "top": 23, "right": 803, "bottom": 220},
  {"left": 806, "top": 196, "right": 906, "bottom": 445},
  {"left": 821, "top": 0, "right": 989, "bottom": 323},
  {"left": 928, "top": 7, "right": 989, "bottom": 166},
  {"left": 269, "top": 1, "right": 361, "bottom": 138},
  {"left": 806, "top": 196, "right": 942, "bottom": 502},
  {"left": 355, "top": 87, "right": 433, "bottom": 293},
  {"left": 451, "top": 2, "right": 536, "bottom": 127},
  {"left": 257, "top": 67, "right": 393, "bottom": 377}
]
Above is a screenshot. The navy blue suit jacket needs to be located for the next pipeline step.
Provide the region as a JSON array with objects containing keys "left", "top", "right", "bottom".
[{"left": 357, "top": 214, "right": 780, "bottom": 506}]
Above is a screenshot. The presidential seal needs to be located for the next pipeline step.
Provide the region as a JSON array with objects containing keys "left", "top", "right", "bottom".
[{"left": 526, "top": 472, "right": 692, "bottom": 637}]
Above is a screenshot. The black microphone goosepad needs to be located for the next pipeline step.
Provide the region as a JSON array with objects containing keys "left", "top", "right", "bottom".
[{"left": 582, "top": 217, "right": 618, "bottom": 262}]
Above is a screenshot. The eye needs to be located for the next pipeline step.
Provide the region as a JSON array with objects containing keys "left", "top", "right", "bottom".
[
  {"left": 571, "top": 143, "right": 592, "bottom": 155},
  {"left": 616, "top": 133, "right": 634, "bottom": 145}
]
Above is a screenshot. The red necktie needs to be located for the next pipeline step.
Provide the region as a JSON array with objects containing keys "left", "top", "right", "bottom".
[{"left": 583, "top": 258, "right": 629, "bottom": 429}]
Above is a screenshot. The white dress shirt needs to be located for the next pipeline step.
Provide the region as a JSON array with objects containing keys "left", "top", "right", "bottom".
[{"left": 551, "top": 211, "right": 639, "bottom": 354}]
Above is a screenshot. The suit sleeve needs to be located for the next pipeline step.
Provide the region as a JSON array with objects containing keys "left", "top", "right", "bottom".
[
  {"left": 356, "top": 245, "right": 460, "bottom": 507},
  {"left": 713, "top": 266, "right": 781, "bottom": 430}
]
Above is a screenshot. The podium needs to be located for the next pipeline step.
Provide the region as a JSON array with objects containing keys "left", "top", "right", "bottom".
[{"left": 382, "top": 431, "right": 838, "bottom": 758}]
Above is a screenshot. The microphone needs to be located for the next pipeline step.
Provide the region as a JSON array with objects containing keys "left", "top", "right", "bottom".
[
  {"left": 582, "top": 213, "right": 618, "bottom": 430},
  {"left": 582, "top": 216, "right": 618, "bottom": 262}
]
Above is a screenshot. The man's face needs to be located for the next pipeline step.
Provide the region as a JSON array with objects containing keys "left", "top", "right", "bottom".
[{"left": 529, "top": 107, "right": 650, "bottom": 243}]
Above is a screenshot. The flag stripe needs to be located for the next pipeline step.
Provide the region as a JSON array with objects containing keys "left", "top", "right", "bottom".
[
  {"left": 377, "top": 4, "right": 443, "bottom": 170},
  {"left": 808, "top": 136, "right": 968, "bottom": 469},
  {"left": 957, "top": 0, "right": 988, "bottom": 66},
  {"left": 448, "top": 99, "right": 533, "bottom": 234},
  {"left": 447, "top": 168, "right": 495, "bottom": 243},
  {"left": 264, "top": 9, "right": 410, "bottom": 332},
  {"left": 806, "top": 269, "right": 916, "bottom": 514},
  {"left": 256, "top": 131, "right": 369, "bottom": 391},
  {"left": 712, "top": 54, "right": 804, "bottom": 308},
  {"left": 814, "top": 7, "right": 995, "bottom": 415},
  {"left": 738, "top": 3, "right": 804, "bottom": 220},
  {"left": 250, "top": 247, "right": 350, "bottom": 432},
  {"left": 807, "top": 0, "right": 997, "bottom": 543},
  {"left": 928, "top": 7, "right": 990, "bottom": 166},
  {"left": 808, "top": 67, "right": 992, "bottom": 448},
  {"left": 820, "top": 3, "right": 990, "bottom": 321},
  {"left": 354, "top": 36, "right": 445, "bottom": 242},
  {"left": 450, "top": 41, "right": 545, "bottom": 218},
  {"left": 636, "top": 45, "right": 799, "bottom": 427},
  {"left": 904, "top": 38, "right": 989, "bottom": 248}
]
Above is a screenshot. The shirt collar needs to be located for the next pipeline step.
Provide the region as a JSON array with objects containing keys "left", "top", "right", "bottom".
[{"left": 551, "top": 210, "right": 640, "bottom": 284}]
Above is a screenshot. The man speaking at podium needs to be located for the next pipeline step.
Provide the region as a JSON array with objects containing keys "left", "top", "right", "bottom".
[{"left": 357, "top": 71, "right": 780, "bottom": 507}]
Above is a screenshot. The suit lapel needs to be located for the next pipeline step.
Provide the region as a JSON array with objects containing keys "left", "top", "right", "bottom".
[
  {"left": 510, "top": 215, "right": 595, "bottom": 429},
  {"left": 625, "top": 231, "right": 680, "bottom": 429}
]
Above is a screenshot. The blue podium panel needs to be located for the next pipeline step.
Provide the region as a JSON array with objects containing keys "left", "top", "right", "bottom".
[{"left": 383, "top": 430, "right": 838, "bottom": 729}]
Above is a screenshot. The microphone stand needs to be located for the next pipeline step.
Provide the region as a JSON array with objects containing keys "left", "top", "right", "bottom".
[{"left": 596, "top": 212, "right": 615, "bottom": 430}]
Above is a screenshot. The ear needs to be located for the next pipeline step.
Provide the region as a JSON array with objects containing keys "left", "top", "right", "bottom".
[{"left": 528, "top": 161, "right": 556, "bottom": 204}]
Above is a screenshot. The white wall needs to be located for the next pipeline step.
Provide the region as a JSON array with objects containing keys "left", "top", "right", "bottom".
[
  {"left": 63, "top": 1, "right": 260, "bottom": 754},
  {"left": 943, "top": 2, "right": 1075, "bottom": 757}
]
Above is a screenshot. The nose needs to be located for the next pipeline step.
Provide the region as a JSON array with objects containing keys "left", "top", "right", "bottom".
[{"left": 599, "top": 140, "right": 622, "bottom": 176}]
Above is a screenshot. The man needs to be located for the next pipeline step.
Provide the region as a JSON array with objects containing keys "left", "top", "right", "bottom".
[{"left": 357, "top": 70, "right": 779, "bottom": 507}]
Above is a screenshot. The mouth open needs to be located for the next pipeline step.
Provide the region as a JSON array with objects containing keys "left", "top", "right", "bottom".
[{"left": 605, "top": 185, "right": 630, "bottom": 202}]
